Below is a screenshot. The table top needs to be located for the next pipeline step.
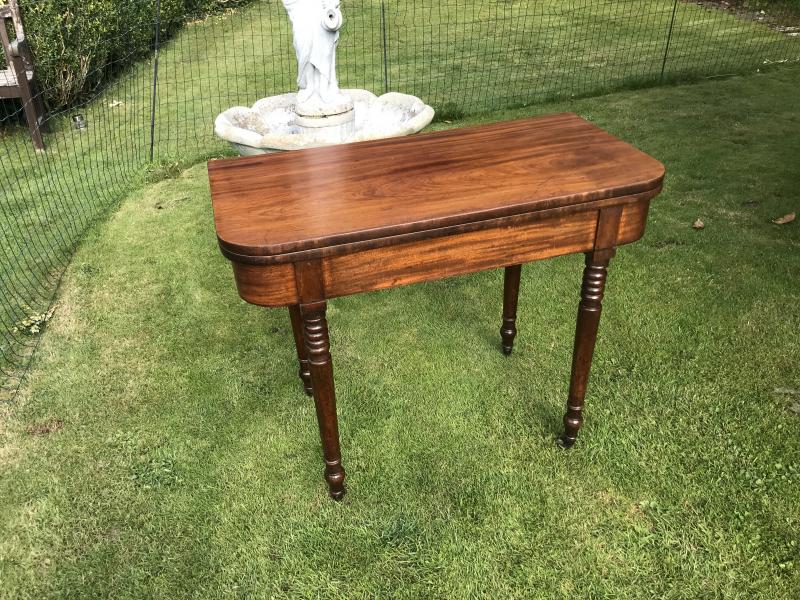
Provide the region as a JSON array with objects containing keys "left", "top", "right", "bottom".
[{"left": 209, "top": 113, "right": 664, "bottom": 259}]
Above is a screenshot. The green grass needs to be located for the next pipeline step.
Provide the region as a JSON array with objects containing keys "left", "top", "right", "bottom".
[
  {"left": 3, "top": 0, "right": 799, "bottom": 382},
  {"left": 0, "top": 64, "right": 798, "bottom": 598}
]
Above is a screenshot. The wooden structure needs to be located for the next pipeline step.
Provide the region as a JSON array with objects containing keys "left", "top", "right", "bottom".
[
  {"left": 0, "top": 0, "right": 45, "bottom": 150},
  {"left": 208, "top": 114, "right": 665, "bottom": 500}
]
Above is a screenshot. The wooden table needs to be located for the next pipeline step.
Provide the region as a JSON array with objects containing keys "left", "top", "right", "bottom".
[{"left": 208, "top": 113, "right": 665, "bottom": 500}]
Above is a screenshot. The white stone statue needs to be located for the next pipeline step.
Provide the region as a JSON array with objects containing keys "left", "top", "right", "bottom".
[
  {"left": 214, "top": 0, "right": 435, "bottom": 154},
  {"left": 282, "top": 0, "right": 351, "bottom": 116}
]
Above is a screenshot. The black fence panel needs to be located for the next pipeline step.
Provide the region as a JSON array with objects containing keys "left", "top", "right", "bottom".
[{"left": 1, "top": 0, "right": 799, "bottom": 394}]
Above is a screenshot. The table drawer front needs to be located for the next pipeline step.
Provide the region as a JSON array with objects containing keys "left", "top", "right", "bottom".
[
  {"left": 230, "top": 200, "right": 650, "bottom": 306},
  {"left": 321, "top": 209, "right": 579, "bottom": 299},
  {"left": 324, "top": 201, "right": 649, "bottom": 299}
]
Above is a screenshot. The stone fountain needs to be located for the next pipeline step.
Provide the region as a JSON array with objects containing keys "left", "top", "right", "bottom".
[{"left": 214, "top": 0, "right": 434, "bottom": 155}]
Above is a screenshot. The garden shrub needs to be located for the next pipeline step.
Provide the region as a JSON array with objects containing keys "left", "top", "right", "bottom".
[
  {"left": 18, "top": 0, "right": 253, "bottom": 109},
  {"left": 14, "top": 0, "right": 800, "bottom": 111}
]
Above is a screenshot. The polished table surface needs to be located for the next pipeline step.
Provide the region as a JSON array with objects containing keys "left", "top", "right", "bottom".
[
  {"left": 208, "top": 113, "right": 665, "bottom": 499},
  {"left": 210, "top": 113, "right": 664, "bottom": 261}
]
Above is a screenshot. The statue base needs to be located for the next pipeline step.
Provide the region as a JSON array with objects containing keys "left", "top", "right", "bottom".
[
  {"left": 215, "top": 89, "right": 435, "bottom": 155},
  {"left": 295, "top": 105, "right": 356, "bottom": 141}
]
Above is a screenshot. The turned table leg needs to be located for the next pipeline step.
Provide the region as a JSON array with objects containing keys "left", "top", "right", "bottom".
[
  {"left": 288, "top": 305, "right": 313, "bottom": 396},
  {"left": 500, "top": 264, "right": 522, "bottom": 355},
  {"left": 300, "top": 301, "right": 346, "bottom": 500},
  {"left": 558, "top": 250, "right": 613, "bottom": 449}
]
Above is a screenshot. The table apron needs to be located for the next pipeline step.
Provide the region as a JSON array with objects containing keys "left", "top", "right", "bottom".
[{"left": 230, "top": 199, "right": 650, "bottom": 306}]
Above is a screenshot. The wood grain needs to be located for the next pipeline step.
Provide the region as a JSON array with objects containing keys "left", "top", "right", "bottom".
[
  {"left": 558, "top": 250, "right": 613, "bottom": 449},
  {"left": 208, "top": 113, "right": 666, "bottom": 499},
  {"left": 321, "top": 200, "right": 647, "bottom": 299},
  {"left": 501, "top": 265, "right": 522, "bottom": 356},
  {"left": 288, "top": 305, "right": 313, "bottom": 396},
  {"left": 296, "top": 260, "right": 346, "bottom": 500},
  {"left": 321, "top": 208, "right": 595, "bottom": 297},
  {"left": 232, "top": 262, "right": 297, "bottom": 306},
  {"left": 209, "top": 113, "right": 664, "bottom": 259},
  {"left": 230, "top": 197, "right": 651, "bottom": 305}
]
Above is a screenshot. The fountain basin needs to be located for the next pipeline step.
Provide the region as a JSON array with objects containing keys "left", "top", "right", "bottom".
[{"left": 214, "top": 89, "right": 435, "bottom": 156}]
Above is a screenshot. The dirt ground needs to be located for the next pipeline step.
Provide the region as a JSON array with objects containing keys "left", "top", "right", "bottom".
[{"left": 689, "top": 0, "right": 800, "bottom": 31}]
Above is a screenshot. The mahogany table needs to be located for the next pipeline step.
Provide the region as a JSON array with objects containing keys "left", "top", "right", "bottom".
[{"left": 208, "top": 113, "right": 665, "bottom": 500}]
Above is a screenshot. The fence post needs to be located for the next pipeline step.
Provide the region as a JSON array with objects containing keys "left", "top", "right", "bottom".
[
  {"left": 660, "top": 0, "right": 679, "bottom": 82},
  {"left": 381, "top": 1, "right": 389, "bottom": 94},
  {"left": 149, "top": 0, "right": 162, "bottom": 163}
]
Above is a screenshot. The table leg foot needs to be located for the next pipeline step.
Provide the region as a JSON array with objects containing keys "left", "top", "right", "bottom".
[
  {"left": 300, "top": 301, "right": 346, "bottom": 500},
  {"left": 325, "top": 460, "right": 346, "bottom": 501},
  {"left": 500, "top": 265, "right": 522, "bottom": 356},
  {"left": 555, "top": 435, "right": 576, "bottom": 450},
  {"left": 559, "top": 251, "right": 612, "bottom": 447},
  {"left": 289, "top": 305, "right": 314, "bottom": 396}
]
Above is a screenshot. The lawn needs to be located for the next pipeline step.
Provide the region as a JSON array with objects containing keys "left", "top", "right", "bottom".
[
  {"left": 2, "top": 0, "right": 799, "bottom": 384},
  {"left": 0, "top": 61, "right": 798, "bottom": 597}
]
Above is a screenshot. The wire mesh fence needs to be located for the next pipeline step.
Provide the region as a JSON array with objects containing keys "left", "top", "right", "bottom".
[{"left": 1, "top": 0, "right": 799, "bottom": 393}]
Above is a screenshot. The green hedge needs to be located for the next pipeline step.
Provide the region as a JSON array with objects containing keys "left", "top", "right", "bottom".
[{"left": 19, "top": 0, "right": 252, "bottom": 109}]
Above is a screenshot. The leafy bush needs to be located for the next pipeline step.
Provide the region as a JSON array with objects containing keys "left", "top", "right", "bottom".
[{"left": 19, "top": 0, "right": 253, "bottom": 109}]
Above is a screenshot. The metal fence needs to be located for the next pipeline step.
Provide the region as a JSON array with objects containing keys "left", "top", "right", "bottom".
[{"left": 1, "top": 0, "right": 799, "bottom": 393}]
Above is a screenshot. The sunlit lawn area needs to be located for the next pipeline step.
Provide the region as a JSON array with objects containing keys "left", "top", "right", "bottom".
[
  {"left": 0, "top": 62, "right": 798, "bottom": 597},
  {"left": 2, "top": 0, "right": 798, "bottom": 327}
]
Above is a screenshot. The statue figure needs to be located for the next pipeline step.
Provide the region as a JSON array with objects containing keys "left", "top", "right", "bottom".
[{"left": 282, "top": 0, "right": 351, "bottom": 114}]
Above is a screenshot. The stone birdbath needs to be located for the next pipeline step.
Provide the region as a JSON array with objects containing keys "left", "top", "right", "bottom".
[{"left": 214, "top": 0, "right": 434, "bottom": 155}]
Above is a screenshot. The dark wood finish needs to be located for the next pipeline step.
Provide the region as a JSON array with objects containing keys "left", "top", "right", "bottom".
[
  {"left": 288, "top": 305, "right": 313, "bottom": 396},
  {"left": 321, "top": 205, "right": 597, "bottom": 297},
  {"left": 501, "top": 265, "right": 522, "bottom": 355},
  {"left": 233, "top": 261, "right": 297, "bottom": 306},
  {"left": 295, "top": 260, "right": 345, "bottom": 500},
  {"left": 208, "top": 114, "right": 665, "bottom": 499},
  {"left": 557, "top": 206, "right": 622, "bottom": 448},
  {"left": 230, "top": 198, "right": 652, "bottom": 307},
  {"left": 222, "top": 193, "right": 652, "bottom": 268},
  {"left": 557, "top": 251, "right": 613, "bottom": 449},
  {"left": 209, "top": 113, "right": 663, "bottom": 260},
  {"left": 0, "top": 2, "right": 45, "bottom": 151}
]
